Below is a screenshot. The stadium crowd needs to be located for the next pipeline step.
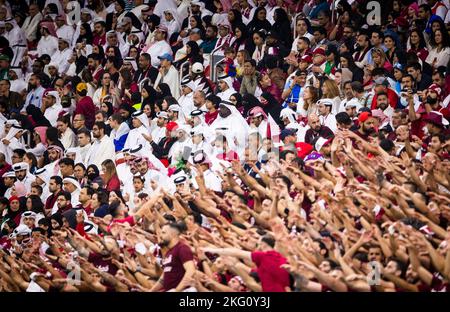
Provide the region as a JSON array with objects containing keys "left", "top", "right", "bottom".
[{"left": 0, "top": 0, "right": 449, "bottom": 292}]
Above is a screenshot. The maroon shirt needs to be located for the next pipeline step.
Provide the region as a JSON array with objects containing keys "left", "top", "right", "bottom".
[
  {"left": 251, "top": 250, "right": 290, "bottom": 292},
  {"left": 205, "top": 111, "right": 219, "bottom": 125},
  {"left": 161, "top": 242, "right": 194, "bottom": 291},
  {"left": 75, "top": 96, "right": 96, "bottom": 129}
]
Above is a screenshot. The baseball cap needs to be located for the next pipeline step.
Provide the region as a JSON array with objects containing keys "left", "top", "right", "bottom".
[
  {"left": 192, "top": 62, "right": 204, "bottom": 74},
  {"left": 158, "top": 53, "right": 173, "bottom": 62},
  {"left": 280, "top": 129, "right": 296, "bottom": 141},
  {"left": 166, "top": 121, "right": 178, "bottom": 131}
]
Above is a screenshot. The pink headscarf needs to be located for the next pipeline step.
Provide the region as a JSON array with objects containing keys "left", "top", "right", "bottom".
[
  {"left": 40, "top": 21, "right": 57, "bottom": 37},
  {"left": 409, "top": 3, "right": 419, "bottom": 16},
  {"left": 220, "top": 0, "right": 232, "bottom": 12},
  {"left": 13, "top": 182, "right": 27, "bottom": 197},
  {"left": 34, "top": 126, "right": 48, "bottom": 146}
]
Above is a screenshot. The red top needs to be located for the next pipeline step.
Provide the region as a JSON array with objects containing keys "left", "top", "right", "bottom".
[
  {"left": 371, "top": 88, "right": 398, "bottom": 110},
  {"left": 205, "top": 111, "right": 219, "bottom": 125},
  {"left": 75, "top": 96, "right": 96, "bottom": 129},
  {"left": 251, "top": 250, "right": 290, "bottom": 292},
  {"left": 161, "top": 242, "right": 194, "bottom": 291},
  {"left": 105, "top": 174, "right": 121, "bottom": 192}
]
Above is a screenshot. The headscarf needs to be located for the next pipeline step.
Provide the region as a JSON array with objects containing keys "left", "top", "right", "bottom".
[
  {"left": 34, "top": 126, "right": 48, "bottom": 146},
  {"left": 40, "top": 21, "right": 58, "bottom": 37},
  {"left": 13, "top": 182, "right": 27, "bottom": 197}
]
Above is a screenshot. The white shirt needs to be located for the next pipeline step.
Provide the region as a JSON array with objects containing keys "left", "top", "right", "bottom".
[
  {"left": 320, "top": 113, "right": 337, "bottom": 133},
  {"left": 154, "top": 65, "right": 180, "bottom": 99},
  {"left": 56, "top": 25, "right": 75, "bottom": 45},
  {"left": 84, "top": 135, "right": 115, "bottom": 169},
  {"left": 145, "top": 40, "right": 172, "bottom": 67},
  {"left": 51, "top": 48, "right": 73, "bottom": 75},
  {"left": 37, "top": 35, "right": 59, "bottom": 57},
  {"left": 60, "top": 128, "right": 77, "bottom": 150},
  {"left": 44, "top": 103, "right": 63, "bottom": 127}
]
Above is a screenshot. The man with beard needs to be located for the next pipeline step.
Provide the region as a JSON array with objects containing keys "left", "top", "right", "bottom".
[
  {"left": 355, "top": 112, "right": 377, "bottom": 141},
  {"left": 134, "top": 156, "right": 171, "bottom": 192},
  {"left": 150, "top": 222, "right": 195, "bottom": 292},
  {"left": 44, "top": 175, "right": 62, "bottom": 215},
  {"left": 55, "top": 15, "right": 74, "bottom": 47},
  {"left": 44, "top": 145, "right": 64, "bottom": 176},
  {"left": 133, "top": 53, "right": 158, "bottom": 85},
  {"left": 211, "top": 101, "right": 249, "bottom": 159},
  {"left": 93, "top": 20, "right": 107, "bottom": 46},
  {"left": 144, "top": 26, "right": 172, "bottom": 68},
  {"left": 50, "top": 38, "right": 72, "bottom": 76},
  {"left": 304, "top": 113, "right": 334, "bottom": 145},
  {"left": 84, "top": 122, "right": 115, "bottom": 169},
  {"left": 149, "top": 112, "right": 169, "bottom": 145},
  {"left": 168, "top": 125, "right": 193, "bottom": 166},
  {"left": 353, "top": 32, "right": 370, "bottom": 69},
  {"left": 54, "top": 191, "right": 72, "bottom": 215},
  {"left": 87, "top": 53, "right": 104, "bottom": 86},
  {"left": 62, "top": 176, "right": 81, "bottom": 208},
  {"left": 124, "top": 110, "right": 151, "bottom": 151},
  {"left": 199, "top": 25, "right": 218, "bottom": 54},
  {"left": 376, "top": 92, "right": 394, "bottom": 119},
  {"left": 22, "top": 74, "right": 44, "bottom": 111},
  {"left": 13, "top": 162, "right": 35, "bottom": 194}
]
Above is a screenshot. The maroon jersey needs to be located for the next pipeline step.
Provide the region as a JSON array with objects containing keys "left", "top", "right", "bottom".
[{"left": 161, "top": 242, "right": 194, "bottom": 291}]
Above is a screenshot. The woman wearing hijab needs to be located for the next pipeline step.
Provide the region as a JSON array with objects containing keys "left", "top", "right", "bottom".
[
  {"left": 230, "top": 23, "right": 251, "bottom": 53},
  {"left": 174, "top": 41, "right": 203, "bottom": 70},
  {"left": 86, "top": 164, "right": 104, "bottom": 190},
  {"left": 227, "top": 9, "right": 243, "bottom": 31},
  {"left": 247, "top": 7, "right": 272, "bottom": 35},
  {"left": 271, "top": 8, "right": 292, "bottom": 48},
  {"left": 339, "top": 52, "right": 363, "bottom": 83},
  {"left": 3, "top": 196, "right": 24, "bottom": 226},
  {"left": 76, "top": 22, "right": 94, "bottom": 45},
  {"left": 259, "top": 92, "right": 282, "bottom": 124},
  {"left": 156, "top": 83, "right": 173, "bottom": 99},
  {"left": 141, "top": 84, "right": 158, "bottom": 116}
]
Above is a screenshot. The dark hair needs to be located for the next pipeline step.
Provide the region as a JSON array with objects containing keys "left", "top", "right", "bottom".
[
  {"left": 13, "top": 149, "right": 26, "bottom": 158},
  {"left": 77, "top": 128, "right": 91, "bottom": 138},
  {"left": 59, "top": 157, "right": 75, "bottom": 168},
  {"left": 335, "top": 112, "right": 352, "bottom": 125},
  {"left": 110, "top": 113, "right": 123, "bottom": 123},
  {"left": 58, "top": 191, "right": 72, "bottom": 201},
  {"left": 83, "top": 186, "right": 94, "bottom": 197},
  {"left": 380, "top": 139, "right": 395, "bottom": 152},
  {"left": 50, "top": 175, "right": 63, "bottom": 186},
  {"left": 31, "top": 184, "right": 43, "bottom": 195},
  {"left": 313, "top": 26, "right": 327, "bottom": 37},
  {"left": 93, "top": 121, "right": 106, "bottom": 132},
  {"left": 261, "top": 235, "right": 276, "bottom": 248},
  {"left": 87, "top": 53, "right": 102, "bottom": 62},
  {"left": 168, "top": 221, "right": 187, "bottom": 233}
]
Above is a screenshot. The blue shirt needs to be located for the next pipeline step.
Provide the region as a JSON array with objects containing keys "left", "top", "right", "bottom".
[
  {"left": 24, "top": 86, "right": 45, "bottom": 110},
  {"left": 282, "top": 80, "right": 302, "bottom": 108}
]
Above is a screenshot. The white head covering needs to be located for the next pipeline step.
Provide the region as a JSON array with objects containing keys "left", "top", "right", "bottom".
[{"left": 132, "top": 110, "right": 150, "bottom": 130}]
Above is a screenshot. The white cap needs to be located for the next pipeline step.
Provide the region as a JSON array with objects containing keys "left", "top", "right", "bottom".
[
  {"left": 192, "top": 62, "right": 204, "bottom": 74},
  {"left": 2, "top": 171, "right": 16, "bottom": 178},
  {"left": 315, "top": 137, "right": 330, "bottom": 152}
]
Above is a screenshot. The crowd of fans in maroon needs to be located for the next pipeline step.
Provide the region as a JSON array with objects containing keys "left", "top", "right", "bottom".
[{"left": 0, "top": 0, "right": 449, "bottom": 292}]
